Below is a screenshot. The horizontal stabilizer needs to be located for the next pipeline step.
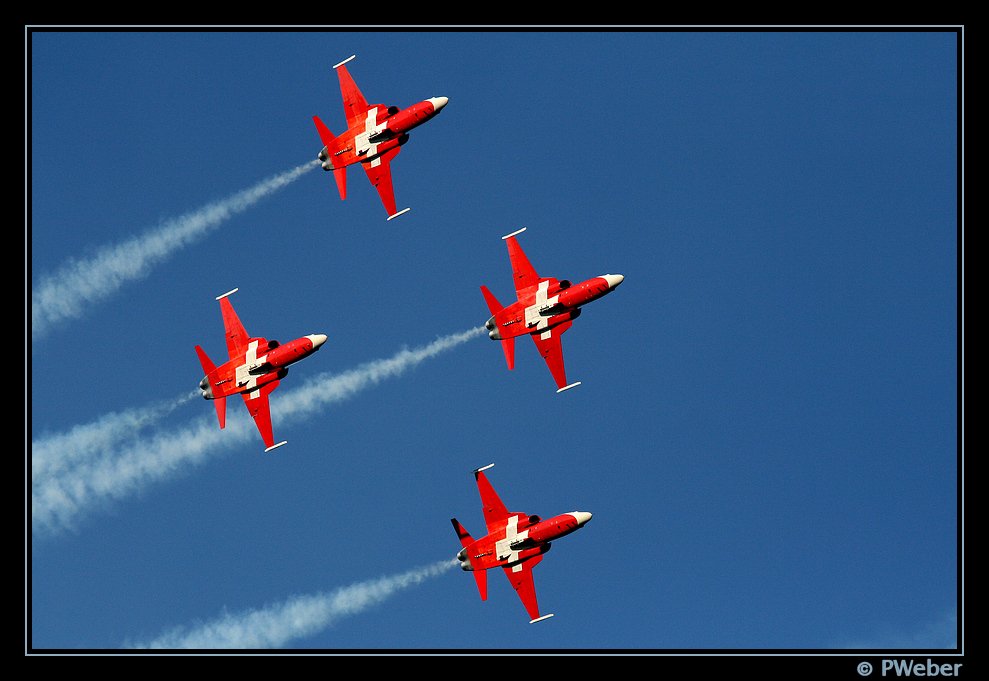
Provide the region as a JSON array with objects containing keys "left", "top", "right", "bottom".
[
  {"left": 556, "top": 381, "right": 582, "bottom": 394},
  {"left": 530, "top": 614, "right": 555, "bottom": 624},
  {"left": 473, "top": 569, "right": 488, "bottom": 602},
  {"left": 333, "top": 54, "right": 356, "bottom": 69},
  {"left": 313, "top": 115, "right": 337, "bottom": 151},
  {"left": 194, "top": 344, "right": 227, "bottom": 431},
  {"left": 502, "top": 227, "right": 527, "bottom": 240},
  {"left": 213, "top": 397, "right": 227, "bottom": 430},
  {"left": 479, "top": 285, "right": 502, "bottom": 317},
  {"left": 473, "top": 463, "right": 495, "bottom": 474},
  {"left": 501, "top": 338, "right": 515, "bottom": 371},
  {"left": 386, "top": 207, "right": 411, "bottom": 221},
  {"left": 451, "top": 518, "right": 474, "bottom": 548},
  {"left": 264, "top": 441, "right": 288, "bottom": 453},
  {"left": 315, "top": 115, "right": 347, "bottom": 199},
  {"left": 332, "top": 166, "right": 347, "bottom": 201},
  {"left": 194, "top": 345, "right": 217, "bottom": 376},
  {"left": 452, "top": 519, "right": 487, "bottom": 602},
  {"left": 215, "top": 288, "right": 238, "bottom": 301},
  {"left": 451, "top": 517, "right": 488, "bottom": 599}
]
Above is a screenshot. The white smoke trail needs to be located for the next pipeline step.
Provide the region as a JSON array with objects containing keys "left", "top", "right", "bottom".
[
  {"left": 31, "top": 327, "right": 485, "bottom": 535},
  {"left": 31, "top": 413, "right": 231, "bottom": 536},
  {"left": 278, "top": 326, "right": 485, "bottom": 421},
  {"left": 31, "top": 160, "right": 318, "bottom": 342},
  {"left": 130, "top": 559, "right": 458, "bottom": 649},
  {"left": 31, "top": 390, "right": 199, "bottom": 482}
]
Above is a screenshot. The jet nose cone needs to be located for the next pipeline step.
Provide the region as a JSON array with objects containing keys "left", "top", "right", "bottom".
[
  {"left": 603, "top": 274, "right": 624, "bottom": 289},
  {"left": 307, "top": 334, "right": 328, "bottom": 349},
  {"left": 571, "top": 511, "right": 593, "bottom": 526},
  {"left": 428, "top": 96, "right": 449, "bottom": 112}
]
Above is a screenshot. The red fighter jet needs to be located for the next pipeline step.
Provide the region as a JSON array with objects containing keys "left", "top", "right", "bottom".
[
  {"left": 481, "top": 227, "right": 624, "bottom": 392},
  {"left": 451, "top": 464, "right": 593, "bottom": 623},
  {"left": 313, "top": 55, "right": 448, "bottom": 221},
  {"left": 194, "top": 288, "right": 327, "bottom": 453}
]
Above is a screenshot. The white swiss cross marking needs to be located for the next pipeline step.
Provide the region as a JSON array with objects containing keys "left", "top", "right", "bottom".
[
  {"left": 236, "top": 341, "right": 261, "bottom": 398},
  {"left": 524, "top": 281, "right": 555, "bottom": 340},
  {"left": 495, "top": 516, "right": 529, "bottom": 566},
  {"left": 356, "top": 109, "right": 386, "bottom": 167}
]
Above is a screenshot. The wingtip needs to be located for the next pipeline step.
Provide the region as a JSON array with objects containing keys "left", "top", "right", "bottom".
[
  {"left": 529, "top": 614, "right": 555, "bottom": 624},
  {"left": 386, "top": 207, "right": 411, "bottom": 221},
  {"left": 556, "top": 381, "right": 582, "bottom": 394},
  {"left": 333, "top": 55, "right": 356, "bottom": 69},
  {"left": 501, "top": 227, "right": 527, "bottom": 240},
  {"left": 264, "top": 441, "right": 288, "bottom": 453},
  {"left": 473, "top": 463, "right": 495, "bottom": 474},
  {"left": 215, "top": 287, "right": 239, "bottom": 301}
]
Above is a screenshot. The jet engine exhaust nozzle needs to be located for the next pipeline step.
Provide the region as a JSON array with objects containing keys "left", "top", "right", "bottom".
[{"left": 484, "top": 316, "right": 501, "bottom": 340}]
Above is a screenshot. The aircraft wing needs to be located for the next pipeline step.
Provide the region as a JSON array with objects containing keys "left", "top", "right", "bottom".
[
  {"left": 529, "top": 321, "right": 573, "bottom": 391},
  {"left": 336, "top": 63, "right": 370, "bottom": 131},
  {"left": 474, "top": 468, "right": 510, "bottom": 534},
  {"left": 361, "top": 146, "right": 402, "bottom": 218},
  {"left": 505, "top": 233, "right": 540, "bottom": 293},
  {"left": 503, "top": 555, "right": 545, "bottom": 622},
  {"left": 241, "top": 381, "right": 281, "bottom": 450},
  {"left": 219, "top": 296, "right": 250, "bottom": 361}
]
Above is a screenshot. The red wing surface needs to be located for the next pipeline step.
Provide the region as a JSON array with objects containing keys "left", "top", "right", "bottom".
[
  {"left": 337, "top": 64, "right": 370, "bottom": 130},
  {"left": 219, "top": 297, "right": 250, "bottom": 360},
  {"left": 474, "top": 469, "right": 510, "bottom": 534},
  {"left": 241, "top": 381, "right": 279, "bottom": 449},
  {"left": 505, "top": 234, "right": 540, "bottom": 294},
  {"left": 503, "top": 556, "right": 544, "bottom": 621},
  {"left": 361, "top": 147, "right": 401, "bottom": 218},
  {"left": 529, "top": 321, "right": 572, "bottom": 390}
]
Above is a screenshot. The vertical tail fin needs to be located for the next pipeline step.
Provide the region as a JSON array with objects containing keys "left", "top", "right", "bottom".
[
  {"left": 451, "top": 518, "right": 487, "bottom": 601},
  {"left": 194, "top": 345, "right": 227, "bottom": 430}
]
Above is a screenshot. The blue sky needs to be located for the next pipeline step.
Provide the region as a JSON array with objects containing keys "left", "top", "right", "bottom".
[{"left": 29, "top": 29, "right": 959, "bottom": 654}]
